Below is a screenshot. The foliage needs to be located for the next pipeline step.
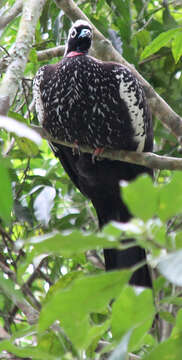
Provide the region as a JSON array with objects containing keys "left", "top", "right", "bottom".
[{"left": 0, "top": 0, "right": 182, "bottom": 359}]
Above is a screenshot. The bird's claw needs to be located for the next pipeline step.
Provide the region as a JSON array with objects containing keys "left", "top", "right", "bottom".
[
  {"left": 72, "top": 140, "right": 80, "bottom": 156},
  {"left": 92, "top": 147, "right": 104, "bottom": 163}
]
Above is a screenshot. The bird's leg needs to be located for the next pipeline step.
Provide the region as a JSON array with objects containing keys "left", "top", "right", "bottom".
[
  {"left": 72, "top": 140, "right": 80, "bottom": 156},
  {"left": 92, "top": 147, "right": 104, "bottom": 163}
]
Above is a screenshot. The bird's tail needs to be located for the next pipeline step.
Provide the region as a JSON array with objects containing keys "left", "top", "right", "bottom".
[{"left": 91, "top": 190, "right": 152, "bottom": 287}]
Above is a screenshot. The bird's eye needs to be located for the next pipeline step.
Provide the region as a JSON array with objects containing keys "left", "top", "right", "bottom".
[{"left": 71, "top": 29, "right": 77, "bottom": 38}]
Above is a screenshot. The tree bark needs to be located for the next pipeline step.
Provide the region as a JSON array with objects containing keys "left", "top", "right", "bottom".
[{"left": 0, "top": 0, "right": 46, "bottom": 115}]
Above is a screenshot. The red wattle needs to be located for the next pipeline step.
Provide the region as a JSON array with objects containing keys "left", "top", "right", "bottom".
[{"left": 66, "top": 51, "right": 84, "bottom": 58}]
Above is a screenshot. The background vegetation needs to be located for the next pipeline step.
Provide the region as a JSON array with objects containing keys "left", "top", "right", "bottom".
[{"left": 0, "top": 0, "right": 182, "bottom": 359}]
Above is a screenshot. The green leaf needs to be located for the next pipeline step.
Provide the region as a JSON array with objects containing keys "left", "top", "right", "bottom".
[
  {"left": 16, "top": 137, "right": 39, "bottom": 156},
  {"left": 0, "top": 272, "right": 24, "bottom": 305},
  {"left": 158, "top": 250, "right": 182, "bottom": 286},
  {"left": 143, "top": 335, "right": 182, "bottom": 360},
  {"left": 0, "top": 156, "right": 13, "bottom": 223},
  {"left": 159, "top": 311, "right": 175, "bottom": 324},
  {"left": 39, "top": 270, "right": 131, "bottom": 348},
  {"left": 175, "top": 308, "right": 182, "bottom": 331},
  {"left": 163, "top": 6, "right": 178, "bottom": 30},
  {"left": 122, "top": 175, "right": 157, "bottom": 221},
  {"left": 29, "top": 48, "right": 38, "bottom": 63},
  {"left": 8, "top": 111, "right": 27, "bottom": 123},
  {"left": 28, "top": 230, "right": 119, "bottom": 258},
  {"left": 158, "top": 172, "right": 182, "bottom": 221},
  {"left": 0, "top": 340, "right": 58, "bottom": 360},
  {"left": 37, "top": 330, "right": 66, "bottom": 357},
  {"left": 172, "top": 31, "right": 182, "bottom": 63},
  {"left": 111, "top": 286, "right": 154, "bottom": 350},
  {"left": 140, "top": 28, "right": 180, "bottom": 60},
  {"left": 136, "top": 29, "right": 151, "bottom": 47}
]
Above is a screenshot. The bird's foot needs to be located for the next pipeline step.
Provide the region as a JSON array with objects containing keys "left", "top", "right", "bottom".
[
  {"left": 92, "top": 147, "right": 104, "bottom": 163},
  {"left": 72, "top": 140, "right": 80, "bottom": 156}
]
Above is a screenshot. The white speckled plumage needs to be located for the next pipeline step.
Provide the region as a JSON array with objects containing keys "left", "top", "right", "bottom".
[{"left": 33, "top": 20, "right": 152, "bottom": 154}]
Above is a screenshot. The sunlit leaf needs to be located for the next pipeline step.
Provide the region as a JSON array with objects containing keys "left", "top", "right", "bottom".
[
  {"left": 16, "top": 137, "right": 39, "bottom": 157},
  {"left": 0, "top": 340, "right": 57, "bottom": 360},
  {"left": 122, "top": 175, "right": 157, "bottom": 221},
  {"left": 158, "top": 172, "right": 182, "bottom": 221},
  {"left": 172, "top": 30, "right": 182, "bottom": 63},
  {"left": 28, "top": 230, "right": 119, "bottom": 257},
  {"left": 39, "top": 270, "right": 131, "bottom": 348},
  {"left": 140, "top": 28, "right": 180, "bottom": 60},
  {"left": 112, "top": 286, "right": 154, "bottom": 350},
  {"left": 143, "top": 335, "right": 182, "bottom": 360}
]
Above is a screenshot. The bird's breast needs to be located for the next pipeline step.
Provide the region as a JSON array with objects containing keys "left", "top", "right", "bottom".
[{"left": 42, "top": 58, "right": 146, "bottom": 152}]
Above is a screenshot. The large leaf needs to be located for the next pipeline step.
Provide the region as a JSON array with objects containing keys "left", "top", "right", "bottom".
[
  {"left": 143, "top": 335, "right": 182, "bottom": 360},
  {"left": 172, "top": 30, "right": 182, "bottom": 63},
  {"left": 158, "top": 172, "right": 182, "bottom": 221},
  {"left": 122, "top": 175, "right": 157, "bottom": 221},
  {"left": 140, "top": 28, "right": 180, "bottom": 60},
  {"left": 0, "top": 340, "right": 58, "bottom": 360},
  {"left": 28, "top": 230, "right": 119, "bottom": 257},
  {"left": 17, "top": 229, "right": 120, "bottom": 283},
  {"left": 39, "top": 270, "right": 131, "bottom": 348},
  {"left": 112, "top": 286, "right": 154, "bottom": 351}
]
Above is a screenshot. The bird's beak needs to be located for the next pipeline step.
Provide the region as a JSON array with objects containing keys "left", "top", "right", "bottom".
[{"left": 78, "top": 28, "right": 92, "bottom": 39}]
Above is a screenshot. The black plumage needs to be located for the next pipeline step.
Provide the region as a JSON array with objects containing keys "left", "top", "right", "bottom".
[{"left": 33, "top": 20, "right": 153, "bottom": 287}]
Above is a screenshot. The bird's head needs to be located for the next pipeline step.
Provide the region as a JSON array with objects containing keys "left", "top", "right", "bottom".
[{"left": 64, "top": 20, "right": 93, "bottom": 56}]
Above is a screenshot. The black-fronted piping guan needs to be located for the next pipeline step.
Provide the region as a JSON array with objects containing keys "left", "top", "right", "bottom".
[{"left": 33, "top": 20, "right": 153, "bottom": 287}]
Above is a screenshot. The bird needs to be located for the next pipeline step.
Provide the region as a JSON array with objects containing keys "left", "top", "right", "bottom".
[{"left": 33, "top": 19, "right": 153, "bottom": 287}]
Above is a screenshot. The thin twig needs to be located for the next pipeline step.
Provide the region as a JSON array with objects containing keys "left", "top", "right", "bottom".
[{"left": 0, "top": 45, "right": 11, "bottom": 57}]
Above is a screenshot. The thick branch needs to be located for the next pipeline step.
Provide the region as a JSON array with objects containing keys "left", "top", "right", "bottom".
[
  {"left": 0, "top": 0, "right": 23, "bottom": 30},
  {"left": 0, "top": 0, "right": 46, "bottom": 115},
  {"left": 54, "top": 0, "right": 182, "bottom": 141},
  {"left": 32, "top": 125, "right": 182, "bottom": 171},
  {"left": 37, "top": 45, "right": 65, "bottom": 61}
]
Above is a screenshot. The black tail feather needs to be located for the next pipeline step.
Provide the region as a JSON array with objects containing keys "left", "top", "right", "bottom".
[
  {"left": 91, "top": 192, "right": 152, "bottom": 288},
  {"left": 104, "top": 247, "right": 152, "bottom": 287},
  {"left": 53, "top": 146, "right": 152, "bottom": 287}
]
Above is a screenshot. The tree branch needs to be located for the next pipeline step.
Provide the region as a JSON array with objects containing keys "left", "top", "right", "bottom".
[
  {"left": 37, "top": 45, "right": 65, "bottom": 61},
  {"left": 32, "top": 125, "right": 182, "bottom": 171},
  {"left": 53, "top": 0, "right": 182, "bottom": 141},
  {"left": 0, "top": 0, "right": 23, "bottom": 30},
  {"left": 0, "top": 0, "right": 46, "bottom": 115}
]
